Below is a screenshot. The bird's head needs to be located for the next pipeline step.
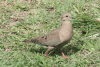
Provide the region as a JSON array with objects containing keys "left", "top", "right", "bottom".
[{"left": 61, "top": 12, "right": 75, "bottom": 21}]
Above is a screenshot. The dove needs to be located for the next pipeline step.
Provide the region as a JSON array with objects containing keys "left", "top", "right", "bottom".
[{"left": 23, "top": 12, "right": 74, "bottom": 59}]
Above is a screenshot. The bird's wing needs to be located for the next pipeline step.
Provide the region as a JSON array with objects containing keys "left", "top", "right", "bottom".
[{"left": 31, "top": 28, "right": 61, "bottom": 47}]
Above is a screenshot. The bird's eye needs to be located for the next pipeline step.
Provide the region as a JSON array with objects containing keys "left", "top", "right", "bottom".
[{"left": 66, "top": 15, "right": 68, "bottom": 17}]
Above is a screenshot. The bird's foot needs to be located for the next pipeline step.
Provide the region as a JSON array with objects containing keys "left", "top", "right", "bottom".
[
  {"left": 43, "top": 54, "right": 49, "bottom": 58},
  {"left": 61, "top": 51, "right": 68, "bottom": 59},
  {"left": 62, "top": 55, "right": 68, "bottom": 59}
]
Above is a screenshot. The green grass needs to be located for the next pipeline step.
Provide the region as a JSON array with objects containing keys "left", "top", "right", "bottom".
[{"left": 0, "top": 0, "right": 100, "bottom": 67}]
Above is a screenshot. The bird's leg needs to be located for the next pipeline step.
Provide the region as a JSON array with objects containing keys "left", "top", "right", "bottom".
[
  {"left": 60, "top": 44, "right": 68, "bottom": 59},
  {"left": 61, "top": 51, "right": 68, "bottom": 59},
  {"left": 45, "top": 47, "right": 54, "bottom": 57},
  {"left": 45, "top": 50, "right": 49, "bottom": 57}
]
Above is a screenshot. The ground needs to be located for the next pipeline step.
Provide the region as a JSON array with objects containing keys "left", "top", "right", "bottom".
[{"left": 0, "top": 0, "right": 100, "bottom": 67}]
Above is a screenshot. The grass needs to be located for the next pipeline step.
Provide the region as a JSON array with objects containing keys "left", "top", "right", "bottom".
[{"left": 0, "top": 0, "right": 100, "bottom": 67}]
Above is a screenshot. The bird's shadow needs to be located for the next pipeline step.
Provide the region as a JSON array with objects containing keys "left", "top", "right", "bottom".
[{"left": 29, "top": 44, "right": 80, "bottom": 56}]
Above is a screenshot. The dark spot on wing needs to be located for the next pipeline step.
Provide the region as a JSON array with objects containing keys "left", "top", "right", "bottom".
[
  {"left": 42, "top": 36, "right": 47, "bottom": 39},
  {"left": 66, "top": 15, "right": 68, "bottom": 17}
]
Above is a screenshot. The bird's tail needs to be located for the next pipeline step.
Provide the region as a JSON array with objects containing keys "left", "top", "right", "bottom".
[{"left": 22, "top": 39, "right": 32, "bottom": 43}]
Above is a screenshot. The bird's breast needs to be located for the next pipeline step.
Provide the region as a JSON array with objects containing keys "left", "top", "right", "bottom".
[{"left": 59, "top": 24, "right": 73, "bottom": 42}]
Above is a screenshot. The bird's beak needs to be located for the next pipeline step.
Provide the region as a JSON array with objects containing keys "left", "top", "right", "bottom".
[{"left": 71, "top": 17, "right": 75, "bottom": 19}]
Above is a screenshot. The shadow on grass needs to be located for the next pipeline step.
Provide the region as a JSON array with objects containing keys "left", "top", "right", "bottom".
[
  {"left": 29, "top": 44, "right": 80, "bottom": 56},
  {"left": 50, "top": 45, "right": 80, "bottom": 56},
  {"left": 30, "top": 47, "right": 47, "bottom": 54}
]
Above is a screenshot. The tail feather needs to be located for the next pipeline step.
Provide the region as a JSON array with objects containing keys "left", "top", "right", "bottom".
[{"left": 22, "top": 39, "right": 32, "bottom": 43}]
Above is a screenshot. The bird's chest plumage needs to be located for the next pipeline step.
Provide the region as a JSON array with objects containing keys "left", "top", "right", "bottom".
[{"left": 59, "top": 23, "right": 73, "bottom": 43}]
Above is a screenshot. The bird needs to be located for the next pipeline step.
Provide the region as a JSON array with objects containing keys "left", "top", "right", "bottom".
[{"left": 22, "top": 12, "right": 74, "bottom": 59}]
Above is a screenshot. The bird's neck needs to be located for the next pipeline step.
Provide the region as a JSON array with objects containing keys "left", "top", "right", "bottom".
[
  {"left": 61, "top": 21, "right": 72, "bottom": 29},
  {"left": 60, "top": 20, "right": 73, "bottom": 34}
]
